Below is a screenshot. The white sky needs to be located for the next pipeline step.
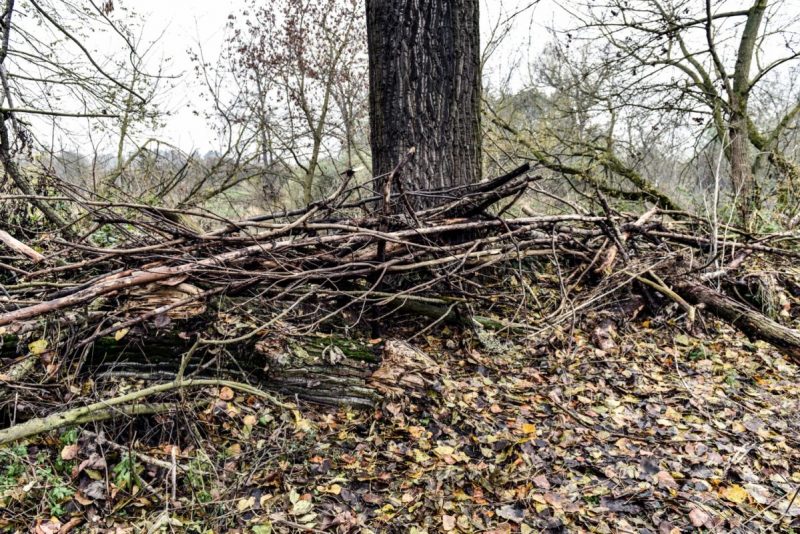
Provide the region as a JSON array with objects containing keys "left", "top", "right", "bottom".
[
  {"left": 30, "top": 0, "right": 800, "bottom": 157},
  {"left": 100, "top": 0, "right": 565, "bottom": 152}
]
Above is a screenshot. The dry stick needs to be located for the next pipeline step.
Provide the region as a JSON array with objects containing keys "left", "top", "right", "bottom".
[
  {"left": 371, "top": 146, "right": 416, "bottom": 336},
  {"left": 742, "top": 479, "right": 800, "bottom": 528},
  {"left": 204, "top": 164, "right": 521, "bottom": 230},
  {"left": 81, "top": 429, "right": 195, "bottom": 474},
  {"left": 780, "top": 486, "right": 800, "bottom": 523},
  {"left": 27, "top": 174, "right": 353, "bottom": 276},
  {"left": 636, "top": 274, "right": 696, "bottom": 323},
  {"left": 647, "top": 230, "right": 800, "bottom": 257},
  {"left": 0, "top": 260, "right": 28, "bottom": 276},
  {"left": 592, "top": 206, "right": 696, "bottom": 321},
  {"left": 596, "top": 205, "right": 658, "bottom": 274},
  {"left": 2, "top": 216, "right": 604, "bottom": 327},
  {"left": 8, "top": 186, "right": 798, "bottom": 365},
  {"left": 0, "top": 402, "right": 181, "bottom": 446},
  {"left": 0, "top": 241, "right": 285, "bottom": 326},
  {"left": 0, "top": 229, "right": 45, "bottom": 262},
  {"left": 73, "top": 285, "right": 231, "bottom": 350},
  {"left": 407, "top": 302, "right": 459, "bottom": 342},
  {"left": 20, "top": 232, "right": 572, "bottom": 325},
  {"left": 199, "top": 290, "right": 314, "bottom": 346},
  {"left": 596, "top": 192, "right": 631, "bottom": 265},
  {"left": 537, "top": 256, "right": 679, "bottom": 331},
  {"left": 700, "top": 250, "right": 753, "bottom": 281}
]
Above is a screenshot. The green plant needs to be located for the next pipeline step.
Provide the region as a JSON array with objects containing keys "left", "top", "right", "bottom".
[
  {"left": 186, "top": 451, "right": 214, "bottom": 503},
  {"left": 0, "top": 444, "right": 79, "bottom": 516},
  {"left": 47, "top": 484, "right": 74, "bottom": 516},
  {"left": 28, "top": 459, "right": 76, "bottom": 517},
  {"left": 687, "top": 346, "right": 708, "bottom": 361},
  {"left": 112, "top": 452, "right": 142, "bottom": 491},
  {"left": 0, "top": 444, "right": 28, "bottom": 492},
  {"left": 59, "top": 427, "right": 78, "bottom": 445}
]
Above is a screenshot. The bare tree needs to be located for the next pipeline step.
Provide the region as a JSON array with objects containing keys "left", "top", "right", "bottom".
[
  {"left": 221, "top": 0, "right": 368, "bottom": 206},
  {"left": 0, "top": 0, "right": 156, "bottom": 231},
  {"left": 557, "top": 0, "right": 800, "bottom": 224}
]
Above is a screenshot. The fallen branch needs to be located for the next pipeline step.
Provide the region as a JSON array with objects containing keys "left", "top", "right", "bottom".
[
  {"left": 0, "top": 378, "right": 289, "bottom": 445},
  {"left": 674, "top": 278, "right": 800, "bottom": 365},
  {"left": 0, "top": 230, "right": 45, "bottom": 263}
]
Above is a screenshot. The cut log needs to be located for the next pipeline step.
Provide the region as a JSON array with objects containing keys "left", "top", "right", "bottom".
[
  {"left": 674, "top": 278, "right": 800, "bottom": 365},
  {"left": 89, "top": 332, "right": 382, "bottom": 408},
  {"left": 1, "top": 331, "right": 445, "bottom": 408}
]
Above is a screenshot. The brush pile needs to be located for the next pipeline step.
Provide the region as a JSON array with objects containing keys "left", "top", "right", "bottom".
[{"left": 1, "top": 160, "right": 800, "bottom": 412}]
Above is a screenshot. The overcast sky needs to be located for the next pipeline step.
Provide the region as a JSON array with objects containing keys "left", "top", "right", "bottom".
[
  {"left": 31, "top": 1, "right": 800, "bottom": 157},
  {"left": 97, "top": 0, "right": 565, "bottom": 152}
]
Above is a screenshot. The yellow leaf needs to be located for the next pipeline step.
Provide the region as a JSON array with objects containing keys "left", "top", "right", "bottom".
[
  {"left": 721, "top": 484, "right": 748, "bottom": 504},
  {"left": 407, "top": 426, "right": 426, "bottom": 439},
  {"left": 291, "top": 499, "right": 313, "bottom": 515},
  {"left": 434, "top": 445, "right": 455, "bottom": 457},
  {"left": 453, "top": 489, "right": 471, "bottom": 501},
  {"left": 243, "top": 415, "right": 257, "bottom": 427},
  {"left": 295, "top": 418, "right": 313, "bottom": 433},
  {"left": 28, "top": 339, "right": 48, "bottom": 355},
  {"left": 292, "top": 410, "right": 314, "bottom": 432},
  {"left": 320, "top": 484, "right": 341, "bottom": 495},
  {"left": 114, "top": 328, "right": 130, "bottom": 341},
  {"left": 413, "top": 449, "right": 431, "bottom": 463},
  {"left": 237, "top": 496, "right": 255, "bottom": 511},
  {"left": 522, "top": 423, "right": 537, "bottom": 435}
]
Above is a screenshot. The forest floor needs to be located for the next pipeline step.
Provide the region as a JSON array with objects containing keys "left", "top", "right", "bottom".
[
  {"left": 3, "top": 312, "right": 800, "bottom": 533},
  {"left": 5, "top": 164, "right": 800, "bottom": 532}
]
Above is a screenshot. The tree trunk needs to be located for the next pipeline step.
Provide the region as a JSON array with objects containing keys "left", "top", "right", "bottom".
[
  {"left": 366, "top": 0, "right": 482, "bottom": 207},
  {"left": 728, "top": 0, "right": 768, "bottom": 225},
  {"left": 729, "top": 107, "right": 757, "bottom": 224}
]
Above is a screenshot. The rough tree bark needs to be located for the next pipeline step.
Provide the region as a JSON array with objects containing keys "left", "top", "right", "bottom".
[
  {"left": 366, "top": 0, "right": 482, "bottom": 207},
  {"left": 728, "top": 0, "right": 768, "bottom": 224}
]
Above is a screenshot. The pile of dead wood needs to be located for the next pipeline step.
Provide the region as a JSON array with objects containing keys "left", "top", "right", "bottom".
[{"left": 1, "top": 159, "right": 800, "bottom": 427}]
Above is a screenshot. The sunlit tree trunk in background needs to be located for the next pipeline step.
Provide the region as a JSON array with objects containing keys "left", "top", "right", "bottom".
[{"left": 366, "top": 0, "right": 482, "bottom": 207}]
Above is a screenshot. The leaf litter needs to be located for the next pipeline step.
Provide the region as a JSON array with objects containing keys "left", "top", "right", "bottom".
[{"left": 2, "top": 317, "right": 800, "bottom": 533}]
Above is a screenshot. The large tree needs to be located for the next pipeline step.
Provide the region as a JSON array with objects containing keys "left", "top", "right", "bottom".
[{"left": 365, "top": 0, "right": 482, "bottom": 206}]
